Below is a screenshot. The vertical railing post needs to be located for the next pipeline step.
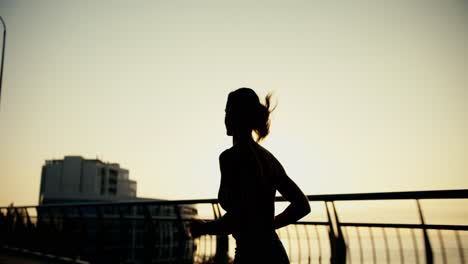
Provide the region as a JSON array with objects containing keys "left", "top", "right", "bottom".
[
  {"left": 118, "top": 205, "right": 129, "bottom": 263},
  {"left": 95, "top": 206, "right": 106, "bottom": 263},
  {"left": 0, "top": 16, "right": 7, "bottom": 106},
  {"left": 24, "top": 207, "right": 35, "bottom": 251},
  {"left": 331, "top": 202, "right": 346, "bottom": 264},
  {"left": 174, "top": 204, "right": 188, "bottom": 264},
  {"left": 60, "top": 207, "right": 70, "bottom": 258},
  {"left": 143, "top": 205, "right": 156, "bottom": 263},
  {"left": 417, "top": 199, "right": 433, "bottom": 264},
  {"left": 6, "top": 207, "right": 14, "bottom": 247},
  {"left": 130, "top": 205, "right": 137, "bottom": 262},
  {"left": 46, "top": 207, "right": 58, "bottom": 255},
  {"left": 325, "top": 202, "right": 335, "bottom": 263},
  {"left": 34, "top": 207, "right": 43, "bottom": 253},
  {"left": 14, "top": 208, "right": 26, "bottom": 248},
  {"left": 0, "top": 209, "right": 6, "bottom": 247},
  {"left": 61, "top": 206, "right": 80, "bottom": 260},
  {"left": 17, "top": 208, "right": 26, "bottom": 247},
  {"left": 454, "top": 230, "right": 465, "bottom": 263},
  {"left": 77, "top": 206, "right": 87, "bottom": 261},
  {"left": 325, "top": 201, "right": 346, "bottom": 264}
]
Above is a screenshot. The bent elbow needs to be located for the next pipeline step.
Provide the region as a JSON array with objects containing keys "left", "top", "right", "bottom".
[
  {"left": 294, "top": 199, "right": 311, "bottom": 220},
  {"left": 301, "top": 200, "right": 311, "bottom": 217}
]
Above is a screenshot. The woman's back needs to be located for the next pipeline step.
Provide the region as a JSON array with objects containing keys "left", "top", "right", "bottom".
[
  {"left": 218, "top": 141, "right": 283, "bottom": 240},
  {"left": 219, "top": 140, "right": 291, "bottom": 263}
]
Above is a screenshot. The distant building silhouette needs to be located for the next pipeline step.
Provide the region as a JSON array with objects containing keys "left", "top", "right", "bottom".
[
  {"left": 39, "top": 156, "right": 137, "bottom": 204},
  {"left": 34, "top": 156, "right": 199, "bottom": 262}
]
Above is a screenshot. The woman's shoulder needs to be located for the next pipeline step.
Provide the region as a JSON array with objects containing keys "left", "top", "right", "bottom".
[
  {"left": 219, "top": 148, "right": 230, "bottom": 161},
  {"left": 219, "top": 142, "right": 280, "bottom": 164},
  {"left": 255, "top": 144, "right": 286, "bottom": 172},
  {"left": 219, "top": 146, "right": 238, "bottom": 162},
  {"left": 254, "top": 143, "right": 278, "bottom": 161},
  {"left": 219, "top": 143, "right": 254, "bottom": 163}
]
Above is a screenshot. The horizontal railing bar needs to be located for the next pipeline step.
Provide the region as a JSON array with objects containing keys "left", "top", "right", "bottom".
[
  {"left": 35, "top": 215, "right": 183, "bottom": 220},
  {"left": 340, "top": 222, "right": 468, "bottom": 231},
  {"left": 294, "top": 221, "right": 329, "bottom": 226},
  {"left": 300, "top": 189, "right": 468, "bottom": 202},
  {"left": 0, "top": 198, "right": 220, "bottom": 209},
  {"left": 1, "top": 189, "right": 466, "bottom": 209}
]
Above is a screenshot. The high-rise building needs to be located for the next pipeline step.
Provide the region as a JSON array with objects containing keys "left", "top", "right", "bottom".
[{"left": 39, "top": 156, "right": 137, "bottom": 204}]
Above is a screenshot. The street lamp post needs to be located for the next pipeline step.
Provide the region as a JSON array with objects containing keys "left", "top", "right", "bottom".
[{"left": 0, "top": 16, "right": 6, "bottom": 106}]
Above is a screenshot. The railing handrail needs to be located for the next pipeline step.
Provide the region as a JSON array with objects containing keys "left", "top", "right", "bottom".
[
  {"left": 303, "top": 188, "right": 468, "bottom": 201},
  {"left": 2, "top": 189, "right": 467, "bottom": 209}
]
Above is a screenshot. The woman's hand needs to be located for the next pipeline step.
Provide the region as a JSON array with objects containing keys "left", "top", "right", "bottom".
[
  {"left": 189, "top": 219, "right": 207, "bottom": 238},
  {"left": 189, "top": 213, "right": 234, "bottom": 238}
]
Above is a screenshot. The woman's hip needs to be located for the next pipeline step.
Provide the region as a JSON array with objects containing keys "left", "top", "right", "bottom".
[{"left": 234, "top": 232, "right": 289, "bottom": 264}]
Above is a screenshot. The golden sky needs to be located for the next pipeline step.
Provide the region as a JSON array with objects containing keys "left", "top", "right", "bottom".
[{"left": 0, "top": 0, "right": 467, "bottom": 206}]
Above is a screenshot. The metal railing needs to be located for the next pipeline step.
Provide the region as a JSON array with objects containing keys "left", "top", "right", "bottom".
[{"left": 0, "top": 189, "right": 467, "bottom": 263}]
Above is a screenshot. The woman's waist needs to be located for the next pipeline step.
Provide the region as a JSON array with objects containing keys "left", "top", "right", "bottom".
[
  {"left": 233, "top": 231, "right": 283, "bottom": 254},
  {"left": 232, "top": 226, "right": 277, "bottom": 241}
]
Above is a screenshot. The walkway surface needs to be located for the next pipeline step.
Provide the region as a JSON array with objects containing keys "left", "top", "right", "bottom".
[{"left": 0, "top": 250, "right": 65, "bottom": 264}]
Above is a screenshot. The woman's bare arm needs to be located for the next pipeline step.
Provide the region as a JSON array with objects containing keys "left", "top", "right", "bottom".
[
  {"left": 274, "top": 168, "right": 311, "bottom": 229},
  {"left": 190, "top": 213, "right": 233, "bottom": 237}
]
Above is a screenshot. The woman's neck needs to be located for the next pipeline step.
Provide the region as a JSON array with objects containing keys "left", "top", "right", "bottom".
[{"left": 232, "top": 130, "right": 254, "bottom": 145}]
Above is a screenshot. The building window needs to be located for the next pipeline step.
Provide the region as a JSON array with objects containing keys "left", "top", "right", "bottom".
[
  {"left": 109, "top": 175, "right": 117, "bottom": 185},
  {"left": 108, "top": 170, "right": 117, "bottom": 195},
  {"left": 108, "top": 187, "right": 117, "bottom": 195},
  {"left": 109, "top": 169, "right": 118, "bottom": 177}
]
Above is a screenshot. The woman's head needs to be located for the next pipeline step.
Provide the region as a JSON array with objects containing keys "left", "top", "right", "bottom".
[{"left": 225, "top": 88, "right": 275, "bottom": 142}]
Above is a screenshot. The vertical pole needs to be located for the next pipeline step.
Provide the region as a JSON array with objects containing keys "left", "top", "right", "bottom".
[
  {"left": 303, "top": 225, "right": 312, "bottom": 264},
  {"left": 13, "top": 207, "right": 24, "bottom": 247},
  {"left": 382, "top": 228, "right": 390, "bottom": 264},
  {"left": 0, "top": 209, "right": 6, "bottom": 247},
  {"left": 436, "top": 229, "right": 447, "bottom": 264},
  {"left": 454, "top": 230, "right": 465, "bottom": 263},
  {"left": 416, "top": 200, "right": 433, "bottom": 264},
  {"left": 174, "top": 204, "right": 187, "bottom": 264},
  {"left": 118, "top": 205, "right": 129, "bottom": 263},
  {"left": 325, "top": 202, "right": 335, "bottom": 263},
  {"left": 396, "top": 228, "right": 405, "bottom": 263},
  {"left": 60, "top": 207, "right": 71, "bottom": 258},
  {"left": 343, "top": 227, "right": 351, "bottom": 264},
  {"left": 0, "top": 16, "right": 6, "bottom": 106},
  {"left": 410, "top": 228, "right": 420, "bottom": 264},
  {"left": 143, "top": 205, "right": 156, "bottom": 263},
  {"left": 77, "top": 207, "right": 87, "bottom": 261},
  {"left": 95, "top": 206, "right": 106, "bottom": 263},
  {"left": 47, "top": 207, "right": 56, "bottom": 255},
  {"left": 314, "top": 225, "right": 323, "bottom": 264},
  {"left": 130, "top": 205, "right": 136, "bottom": 262},
  {"left": 35, "top": 207, "right": 43, "bottom": 253},
  {"left": 369, "top": 227, "right": 377, "bottom": 264},
  {"left": 5, "top": 206, "right": 14, "bottom": 246},
  {"left": 23, "top": 208, "right": 33, "bottom": 250},
  {"left": 355, "top": 227, "right": 363, "bottom": 263},
  {"left": 331, "top": 202, "right": 346, "bottom": 264}
]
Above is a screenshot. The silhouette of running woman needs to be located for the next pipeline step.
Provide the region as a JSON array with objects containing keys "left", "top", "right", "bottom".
[{"left": 191, "top": 88, "right": 311, "bottom": 263}]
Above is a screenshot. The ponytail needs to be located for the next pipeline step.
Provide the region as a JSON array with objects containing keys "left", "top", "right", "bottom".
[{"left": 254, "top": 93, "right": 276, "bottom": 142}]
